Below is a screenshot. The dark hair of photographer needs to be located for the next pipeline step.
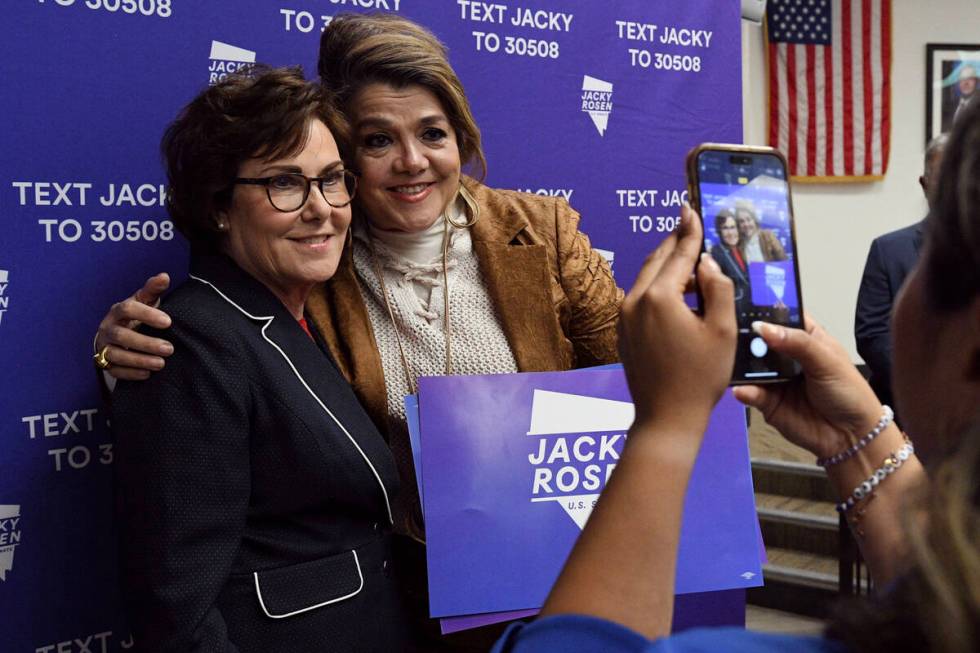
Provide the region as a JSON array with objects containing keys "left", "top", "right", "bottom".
[{"left": 825, "top": 91, "right": 980, "bottom": 653}]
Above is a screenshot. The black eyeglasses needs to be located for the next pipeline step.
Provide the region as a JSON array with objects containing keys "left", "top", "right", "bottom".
[{"left": 234, "top": 170, "right": 357, "bottom": 212}]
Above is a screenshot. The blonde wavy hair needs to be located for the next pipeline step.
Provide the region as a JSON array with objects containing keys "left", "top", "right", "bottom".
[{"left": 908, "top": 426, "right": 980, "bottom": 652}]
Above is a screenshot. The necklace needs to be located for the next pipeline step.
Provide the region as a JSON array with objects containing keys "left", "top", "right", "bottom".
[{"left": 370, "top": 216, "right": 454, "bottom": 395}]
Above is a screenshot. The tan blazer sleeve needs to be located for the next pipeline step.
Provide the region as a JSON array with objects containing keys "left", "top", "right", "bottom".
[
  {"left": 761, "top": 230, "right": 788, "bottom": 261},
  {"left": 553, "top": 200, "right": 624, "bottom": 366}
]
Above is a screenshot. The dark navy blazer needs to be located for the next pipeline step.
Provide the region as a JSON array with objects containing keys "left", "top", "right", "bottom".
[
  {"left": 854, "top": 220, "right": 924, "bottom": 413},
  {"left": 710, "top": 244, "right": 752, "bottom": 316},
  {"left": 112, "top": 252, "right": 408, "bottom": 652}
]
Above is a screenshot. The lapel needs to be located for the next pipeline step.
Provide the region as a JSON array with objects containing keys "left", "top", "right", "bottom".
[
  {"left": 306, "top": 247, "right": 391, "bottom": 436},
  {"left": 465, "top": 179, "right": 568, "bottom": 372},
  {"left": 189, "top": 252, "right": 396, "bottom": 523},
  {"left": 721, "top": 247, "right": 748, "bottom": 285}
]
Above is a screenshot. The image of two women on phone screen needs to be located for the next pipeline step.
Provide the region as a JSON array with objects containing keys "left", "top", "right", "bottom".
[{"left": 709, "top": 200, "right": 793, "bottom": 324}]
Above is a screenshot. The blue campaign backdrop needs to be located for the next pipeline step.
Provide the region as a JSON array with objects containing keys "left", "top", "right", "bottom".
[{"left": 1, "top": 1, "right": 740, "bottom": 648}]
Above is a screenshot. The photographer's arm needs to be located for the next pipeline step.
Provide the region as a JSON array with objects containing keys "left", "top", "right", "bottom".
[{"left": 540, "top": 206, "right": 737, "bottom": 640}]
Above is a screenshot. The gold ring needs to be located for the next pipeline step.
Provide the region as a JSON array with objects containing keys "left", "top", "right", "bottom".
[{"left": 93, "top": 345, "right": 111, "bottom": 370}]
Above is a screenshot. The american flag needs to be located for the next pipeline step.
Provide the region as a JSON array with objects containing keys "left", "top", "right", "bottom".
[{"left": 767, "top": 0, "right": 891, "bottom": 181}]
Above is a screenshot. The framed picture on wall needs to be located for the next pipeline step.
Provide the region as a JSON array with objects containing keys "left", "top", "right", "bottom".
[{"left": 926, "top": 43, "right": 980, "bottom": 145}]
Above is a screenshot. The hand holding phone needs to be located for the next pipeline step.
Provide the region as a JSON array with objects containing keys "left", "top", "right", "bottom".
[
  {"left": 686, "top": 144, "right": 805, "bottom": 384},
  {"left": 618, "top": 206, "right": 737, "bottom": 429}
]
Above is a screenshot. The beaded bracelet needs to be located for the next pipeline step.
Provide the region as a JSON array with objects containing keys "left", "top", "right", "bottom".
[
  {"left": 835, "top": 440, "right": 914, "bottom": 514},
  {"left": 817, "top": 405, "right": 894, "bottom": 468}
]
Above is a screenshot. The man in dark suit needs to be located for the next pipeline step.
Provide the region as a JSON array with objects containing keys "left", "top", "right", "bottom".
[{"left": 855, "top": 134, "right": 947, "bottom": 418}]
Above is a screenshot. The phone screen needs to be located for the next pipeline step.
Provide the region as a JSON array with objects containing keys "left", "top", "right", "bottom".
[{"left": 695, "top": 148, "right": 803, "bottom": 382}]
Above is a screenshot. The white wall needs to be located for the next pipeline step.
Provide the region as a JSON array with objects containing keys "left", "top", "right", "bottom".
[{"left": 740, "top": 1, "right": 980, "bottom": 361}]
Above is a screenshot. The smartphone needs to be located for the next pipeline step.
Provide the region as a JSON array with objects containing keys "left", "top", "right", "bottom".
[{"left": 686, "top": 144, "right": 804, "bottom": 384}]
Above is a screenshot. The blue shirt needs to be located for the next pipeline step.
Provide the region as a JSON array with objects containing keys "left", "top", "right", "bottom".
[{"left": 492, "top": 615, "right": 848, "bottom": 653}]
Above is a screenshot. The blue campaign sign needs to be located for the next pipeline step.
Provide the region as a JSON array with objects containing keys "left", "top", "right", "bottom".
[
  {"left": 418, "top": 369, "right": 762, "bottom": 618},
  {"left": 750, "top": 260, "right": 801, "bottom": 308},
  {"left": 2, "top": 1, "right": 740, "bottom": 647}
]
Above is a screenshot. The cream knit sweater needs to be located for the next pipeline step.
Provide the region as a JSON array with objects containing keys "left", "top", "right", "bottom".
[
  {"left": 351, "top": 210, "right": 520, "bottom": 536},
  {"left": 352, "top": 214, "right": 519, "bottom": 426}
]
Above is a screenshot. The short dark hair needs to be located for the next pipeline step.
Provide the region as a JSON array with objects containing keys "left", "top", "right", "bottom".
[
  {"left": 317, "top": 13, "right": 486, "bottom": 179},
  {"left": 924, "top": 96, "right": 980, "bottom": 311},
  {"left": 714, "top": 209, "right": 737, "bottom": 241},
  {"left": 161, "top": 66, "right": 347, "bottom": 248}
]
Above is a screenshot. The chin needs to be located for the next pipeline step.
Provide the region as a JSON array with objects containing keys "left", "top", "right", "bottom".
[
  {"left": 373, "top": 208, "right": 442, "bottom": 233},
  {"left": 405, "top": 209, "right": 443, "bottom": 232},
  {"left": 298, "top": 259, "right": 342, "bottom": 285}
]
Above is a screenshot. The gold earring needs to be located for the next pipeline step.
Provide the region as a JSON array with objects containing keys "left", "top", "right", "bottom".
[{"left": 446, "top": 184, "right": 481, "bottom": 229}]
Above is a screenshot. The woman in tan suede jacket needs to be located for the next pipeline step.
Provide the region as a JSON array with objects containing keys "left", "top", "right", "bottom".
[{"left": 307, "top": 176, "right": 621, "bottom": 434}]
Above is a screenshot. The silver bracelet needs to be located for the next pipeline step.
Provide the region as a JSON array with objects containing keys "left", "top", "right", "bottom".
[
  {"left": 835, "top": 441, "right": 914, "bottom": 514},
  {"left": 817, "top": 405, "right": 894, "bottom": 468}
]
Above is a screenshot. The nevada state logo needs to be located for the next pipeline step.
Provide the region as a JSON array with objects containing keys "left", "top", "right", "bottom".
[
  {"left": 526, "top": 390, "right": 633, "bottom": 528},
  {"left": 0, "top": 269, "right": 9, "bottom": 327},
  {"left": 581, "top": 75, "right": 614, "bottom": 136},
  {"left": 208, "top": 41, "right": 256, "bottom": 85},
  {"left": 0, "top": 505, "right": 21, "bottom": 581}
]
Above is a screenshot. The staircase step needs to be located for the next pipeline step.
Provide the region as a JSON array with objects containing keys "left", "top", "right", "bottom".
[
  {"left": 745, "top": 605, "right": 825, "bottom": 635},
  {"left": 763, "top": 547, "right": 839, "bottom": 592},
  {"left": 747, "top": 547, "right": 841, "bottom": 619},
  {"left": 747, "top": 407, "right": 815, "bottom": 465},
  {"left": 747, "top": 408, "right": 859, "bottom": 618},
  {"left": 752, "top": 458, "right": 836, "bottom": 503},
  {"left": 756, "top": 493, "right": 839, "bottom": 557},
  {"left": 747, "top": 577, "right": 838, "bottom": 620},
  {"left": 755, "top": 493, "right": 837, "bottom": 529},
  {"left": 765, "top": 547, "right": 838, "bottom": 576}
]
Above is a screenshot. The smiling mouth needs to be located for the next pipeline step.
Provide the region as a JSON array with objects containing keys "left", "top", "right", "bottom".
[
  {"left": 388, "top": 183, "right": 434, "bottom": 196},
  {"left": 290, "top": 235, "right": 332, "bottom": 246}
]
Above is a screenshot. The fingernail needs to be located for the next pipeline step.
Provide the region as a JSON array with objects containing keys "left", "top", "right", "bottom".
[
  {"left": 752, "top": 321, "right": 784, "bottom": 340},
  {"left": 159, "top": 343, "right": 174, "bottom": 355}
]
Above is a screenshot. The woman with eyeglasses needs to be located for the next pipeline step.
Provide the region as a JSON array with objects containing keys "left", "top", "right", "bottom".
[
  {"left": 710, "top": 209, "right": 751, "bottom": 316},
  {"left": 111, "top": 67, "right": 410, "bottom": 652}
]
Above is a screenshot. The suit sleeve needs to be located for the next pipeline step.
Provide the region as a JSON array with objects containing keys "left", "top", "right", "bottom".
[
  {"left": 710, "top": 245, "right": 728, "bottom": 271},
  {"left": 553, "top": 200, "right": 624, "bottom": 366},
  {"left": 112, "top": 316, "right": 251, "bottom": 653},
  {"left": 854, "top": 239, "right": 893, "bottom": 388}
]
